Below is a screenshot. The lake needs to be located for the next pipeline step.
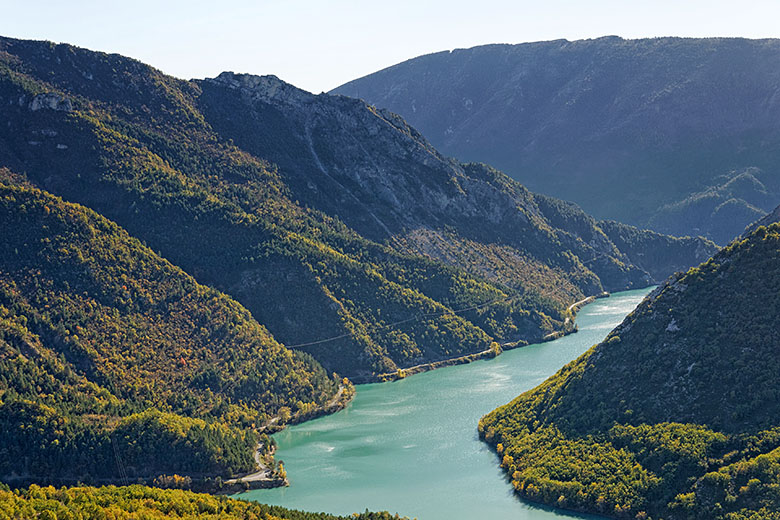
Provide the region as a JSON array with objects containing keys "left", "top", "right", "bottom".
[{"left": 239, "top": 287, "right": 652, "bottom": 519}]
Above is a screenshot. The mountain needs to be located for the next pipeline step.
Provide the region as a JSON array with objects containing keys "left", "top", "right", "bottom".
[
  {"left": 0, "top": 35, "right": 714, "bottom": 383},
  {"left": 0, "top": 178, "right": 338, "bottom": 483},
  {"left": 596, "top": 219, "right": 720, "bottom": 282},
  {"left": 333, "top": 37, "right": 780, "bottom": 245},
  {"left": 199, "top": 73, "right": 704, "bottom": 292},
  {"left": 479, "top": 222, "right": 780, "bottom": 519},
  {"left": 648, "top": 167, "right": 780, "bottom": 243}
]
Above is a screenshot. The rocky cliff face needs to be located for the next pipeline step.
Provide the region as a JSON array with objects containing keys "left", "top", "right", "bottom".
[
  {"left": 0, "top": 35, "right": 715, "bottom": 379},
  {"left": 334, "top": 37, "right": 780, "bottom": 244},
  {"left": 199, "top": 71, "right": 717, "bottom": 294},
  {"left": 202, "top": 71, "right": 552, "bottom": 239}
]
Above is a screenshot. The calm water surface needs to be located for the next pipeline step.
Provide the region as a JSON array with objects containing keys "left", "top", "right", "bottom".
[{"left": 240, "top": 288, "right": 652, "bottom": 519}]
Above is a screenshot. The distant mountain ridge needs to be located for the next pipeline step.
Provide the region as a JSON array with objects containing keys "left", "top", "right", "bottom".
[
  {"left": 0, "top": 35, "right": 714, "bottom": 383},
  {"left": 334, "top": 36, "right": 780, "bottom": 244},
  {"left": 649, "top": 167, "right": 780, "bottom": 241}
]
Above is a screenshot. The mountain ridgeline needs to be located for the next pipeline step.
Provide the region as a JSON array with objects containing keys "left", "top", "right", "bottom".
[
  {"left": 480, "top": 221, "right": 780, "bottom": 520},
  {"left": 334, "top": 37, "right": 780, "bottom": 245},
  {"left": 0, "top": 35, "right": 715, "bottom": 383}
]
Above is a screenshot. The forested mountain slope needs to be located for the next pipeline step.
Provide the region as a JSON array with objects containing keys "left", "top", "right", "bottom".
[
  {"left": 334, "top": 37, "right": 780, "bottom": 244},
  {"left": 596, "top": 218, "right": 718, "bottom": 282},
  {"left": 480, "top": 222, "right": 780, "bottom": 519},
  {"left": 0, "top": 180, "right": 338, "bottom": 483},
  {"left": 647, "top": 167, "right": 780, "bottom": 244},
  {"left": 199, "top": 73, "right": 702, "bottom": 293},
  {"left": 0, "top": 36, "right": 714, "bottom": 381}
]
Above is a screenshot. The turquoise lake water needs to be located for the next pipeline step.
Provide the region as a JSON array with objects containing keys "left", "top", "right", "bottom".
[{"left": 239, "top": 287, "right": 652, "bottom": 520}]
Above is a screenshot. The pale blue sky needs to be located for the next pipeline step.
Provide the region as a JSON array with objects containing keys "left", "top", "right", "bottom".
[{"left": 1, "top": 0, "right": 776, "bottom": 93}]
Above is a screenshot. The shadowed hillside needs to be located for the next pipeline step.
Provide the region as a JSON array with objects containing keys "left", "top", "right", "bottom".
[{"left": 335, "top": 37, "right": 780, "bottom": 244}]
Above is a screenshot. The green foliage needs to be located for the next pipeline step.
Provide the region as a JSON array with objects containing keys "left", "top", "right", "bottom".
[
  {"left": 0, "top": 37, "right": 573, "bottom": 379},
  {"left": 0, "top": 484, "right": 408, "bottom": 520},
  {"left": 0, "top": 35, "right": 709, "bottom": 380},
  {"left": 481, "top": 224, "right": 780, "bottom": 519},
  {"left": 0, "top": 183, "right": 336, "bottom": 481}
]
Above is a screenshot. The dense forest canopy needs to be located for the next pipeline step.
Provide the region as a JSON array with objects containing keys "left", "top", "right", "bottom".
[
  {"left": 0, "top": 35, "right": 716, "bottom": 380},
  {"left": 480, "top": 222, "right": 780, "bottom": 519},
  {"left": 0, "top": 483, "right": 407, "bottom": 520},
  {"left": 0, "top": 180, "right": 337, "bottom": 482}
]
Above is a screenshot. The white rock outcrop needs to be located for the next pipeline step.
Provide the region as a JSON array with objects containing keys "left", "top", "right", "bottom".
[{"left": 29, "top": 93, "right": 73, "bottom": 112}]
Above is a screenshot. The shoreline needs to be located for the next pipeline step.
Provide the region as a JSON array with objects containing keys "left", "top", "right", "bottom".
[
  {"left": 226, "top": 295, "right": 597, "bottom": 490},
  {"left": 2, "top": 383, "right": 356, "bottom": 495},
  {"left": 3, "top": 290, "right": 615, "bottom": 495},
  {"left": 365, "top": 291, "right": 612, "bottom": 384},
  {"left": 542, "top": 291, "right": 610, "bottom": 341},
  {"left": 372, "top": 345, "right": 505, "bottom": 383},
  {"left": 221, "top": 383, "right": 355, "bottom": 493}
]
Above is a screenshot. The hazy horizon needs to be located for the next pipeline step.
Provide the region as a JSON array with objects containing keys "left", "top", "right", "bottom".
[{"left": 2, "top": 0, "right": 777, "bottom": 93}]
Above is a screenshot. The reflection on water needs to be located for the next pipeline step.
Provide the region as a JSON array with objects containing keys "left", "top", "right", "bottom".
[{"left": 240, "top": 288, "right": 652, "bottom": 520}]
